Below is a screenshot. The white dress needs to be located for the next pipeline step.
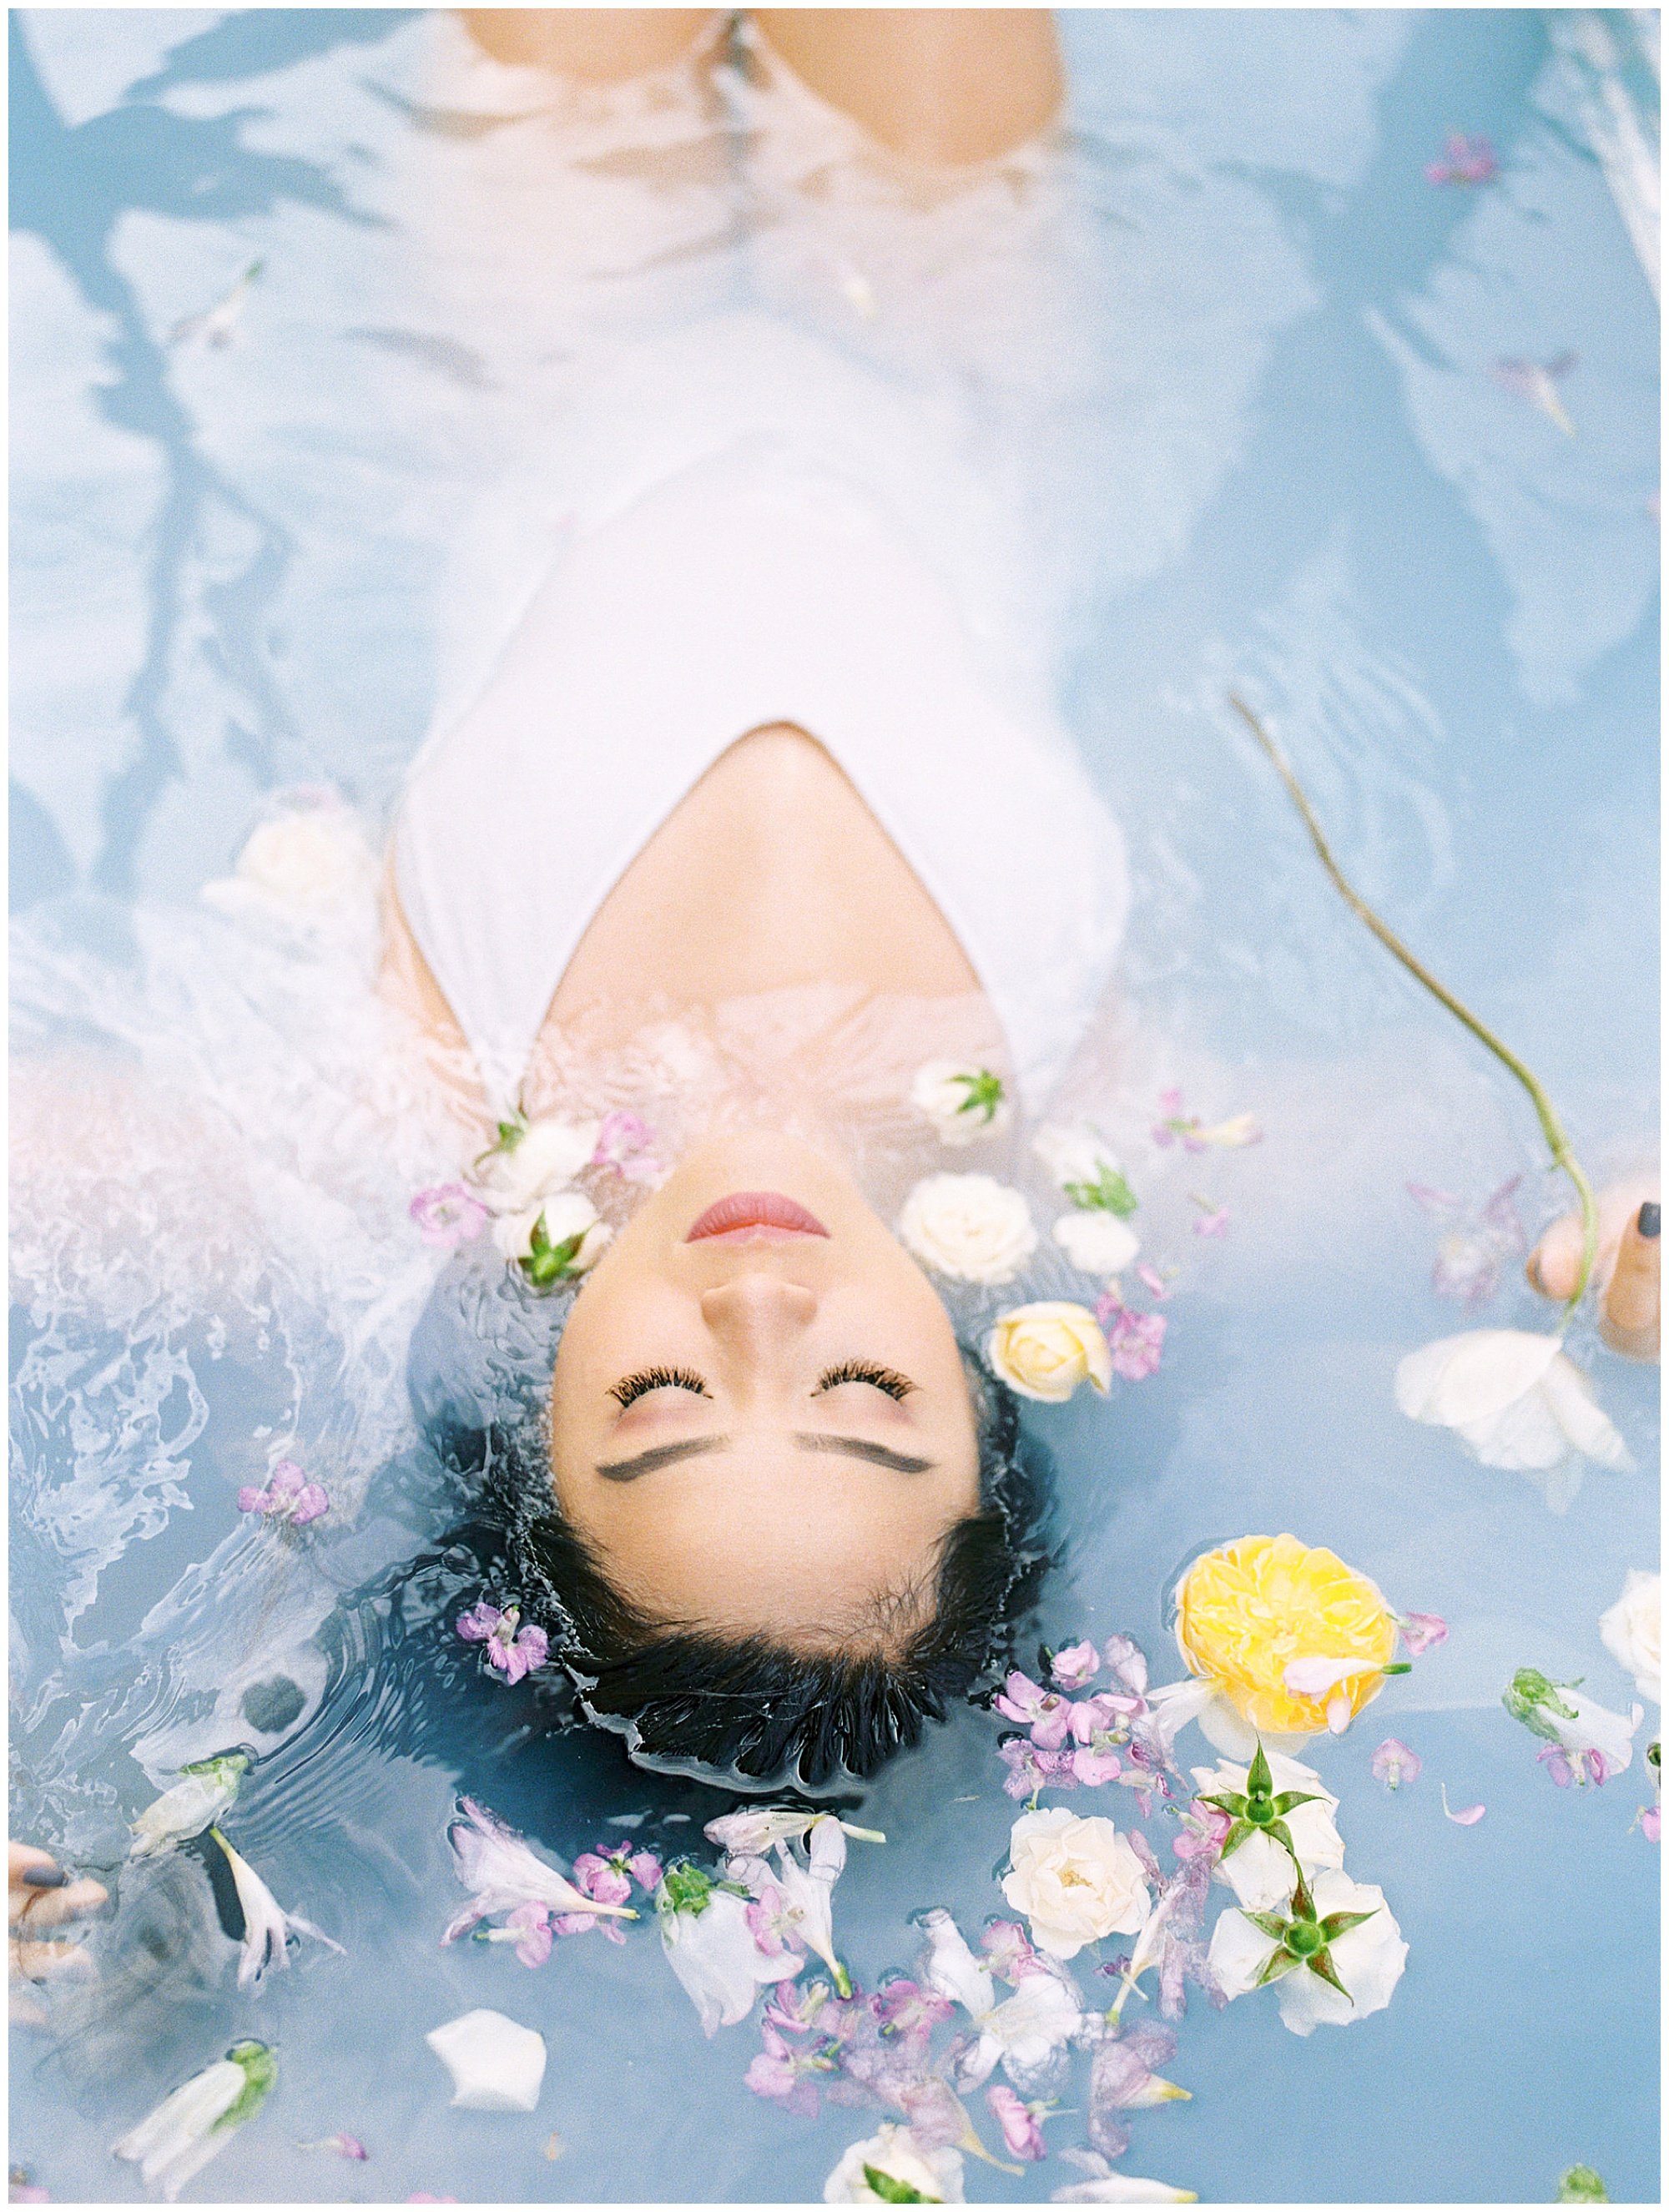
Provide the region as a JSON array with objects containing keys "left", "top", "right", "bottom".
[{"left": 393, "top": 314, "right": 1128, "bottom": 1116}]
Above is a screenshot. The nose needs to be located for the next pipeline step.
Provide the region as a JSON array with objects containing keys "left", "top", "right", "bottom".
[{"left": 700, "top": 1272, "right": 818, "bottom": 1359}]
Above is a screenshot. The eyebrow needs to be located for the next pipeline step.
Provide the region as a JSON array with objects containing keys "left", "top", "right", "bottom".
[{"left": 594, "top": 1434, "right": 935, "bottom": 1481}]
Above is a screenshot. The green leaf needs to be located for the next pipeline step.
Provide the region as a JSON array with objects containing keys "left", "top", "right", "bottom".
[
  {"left": 1243, "top": 1911, "right": 1291, "bottom": 1943},
  {"left": 1268, "top": 1791, "right": 1322, "bottom": 1816},
  {"left": 862, "top": 2166, "right": 938, "bottom": 2204},
  {"left": 1253, "top": 1946, "right": 1303, "bottom": 1986},
  {"left": 1218, "top": 1819, "right": 1256, "bottom": 1862},
  {"left": 1382, "top": 1661, "right": 1413, "bottom": 1675},
  {"left": 1304, "top": 1947, "right": 1353, "bottom": 2003},
  {"left": 1557, "top": 2166, "right": 1611, "bottom": 2202},
  {"left": 1246, "top": 1741, "right": 1273, "bottom": 1800},
  {"left": 1318, "top": 1909, "right": 1377, "bottom": 1941}
]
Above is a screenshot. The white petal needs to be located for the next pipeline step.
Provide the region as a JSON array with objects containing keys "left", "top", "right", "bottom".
[
  {"left": 1539, "top": 1355, "right": 1635, "bottom": 1472},
  {"left": 920, "top": 1907, "right": 996, "bottom": 2018},
  {"left": 1394, "top": 1329, "right": 1564, "bottom": 1427},
  {"left": 986, "top": 1971, "right": 1082, "bottom": 2073},
  {"left": 113, "top": 2063, "right": 245, "bottom": 2182},
  {"left": 1273, "top": 1872, "right": 1406, "bottom": 2036},
  {"left": 1204, "top": 1906, "right": 1277, "bottom": 2001},
  {"left": 426, "top": 2009, "right": 547, "bottom": 2111},
  {"left": 1051, "top": 2180, "right": 1198, "bottom": 2204},
  {"left": 1193, "top": 1693, "right": 1266, "bottom": 1761}
]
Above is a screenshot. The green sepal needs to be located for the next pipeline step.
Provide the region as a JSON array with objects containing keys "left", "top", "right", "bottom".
[
  {"left": 1318, "top": 1909, "right": 1377, "bottom": 1941},
  {"left": 951, "top": 1070, "right": 1005, "bottom": 1123},
  {"left": 1557, "top": 2166, "right": 1610, "bottom": 2203},
  {"left": 1197, "top": 1792, "right": 1248, "bottom": 1821},
  {"left": 181, "top": 1751, "right": 250, "bottom": 1784},
  {"left": 658, "top": 1861, "right": 719, "bottom": 1917},
  {"left": 1303, "top": 1947, "right": 1353, "bottom": 2002},
  {"left": 1242, "top": 1911, "right": 1290, "bottom": 1943},
  {"left": 1253, "top": 1946, "right": 1303, "bottom": 1986},
  {"left": 1288, "top": 1867, "right": 1316, "bottom": 1921},
  {"left": 1268, "top": 1791, "right": 1321, "bottom": 1817},
  {"left": 1263, "top": 1819, "right": 1301, "bottom": 1862},
  {"left": 1245, "top": 1742, "right": 1274, "bottom": 1799},
  {"left": 216, "top": 2042, "right": 277, "bottom": 2133},
  {"left": 522, "top": 1226, "right": 585, "bottom": 1288},
  {"left": 1063, "top": 1166, "right": 1138, "bottom": 1218},
  {"left": 1218, "top": 1819, "right": 1256, "bottom": 1862},
  {"left": 862, "top": 2166, "right": 937, "bottom": 2204}
]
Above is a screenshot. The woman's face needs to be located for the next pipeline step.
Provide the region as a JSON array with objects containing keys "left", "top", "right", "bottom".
[{"left": 550, "top": 1133, "right": 980, "bottom": 1648}]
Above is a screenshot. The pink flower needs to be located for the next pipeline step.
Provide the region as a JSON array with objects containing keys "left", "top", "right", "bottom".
[
  {"left": 1640, "top": 1805, "right": 1661, "bottom": 1842},
  {"left": 744, "top": 1881, "right": 807, "bottom": 1960},
  {"left": 1372, "top": 1738, "right": 1421, "bottom": 1791},
  {"left": 986, "top": 2084, "right": 1047, "bottom": 2161},
  {"left": 1538, "top": 1744, "right": 1612, "bottom": 1790},
  {"left": 979, "top": 1919, "right": 1049, "bottom": 1984},
  {"left": 873, "top": 1977, "right": 955, "bottom": 2039},
  {"left": 238, "top": 1459, "right": 329, "bottom": 1525},
  {"left": 572, "top": 1855, "right": 633, "bottom": 1908},
  {"left": 456, "top": 1601, "right": 549, "bottom": 1685},
  {"left": 505, "top": 1902, "right": 555, "bottom": 1967},
  {"left": 1105, "top": 1306, "right": 1167, "bottom": 1383},
  {"left": 410, "top": 1182, "right": 489, "bottom": 1247},
  {"left": 1051, "top": 1640, "right": 1101, "bottom": 1690},
  {"left": 1071, "top": 1746, "right": 1124, "bottom": 1786},
  {"left": 1425, "top": 132, "right": 1497, "bottom": 184},
  {"left": 1191, "top": 1202, "right": 1230, "bottom": 1238},
  {"left": 997, "top": 1736, "right": 1077, "bottom": 1801},
  {"left": 1152, "top": 1089, "right": 1260, "bottom": 1151},
  {"left": 1136, "top": 1263, "right": 1172, "bottom": 1301},
  {"left": 592, "top": 1111, "right": 661, "bottom": 1184},
  {"left": 993, "top": 1671, "right": 1075, "bottom": 1750},
  {"left": 1409, "top": 1177, "right": 1524, "bottom": 1306},
  {"left": 1441, "top": 1786, "right": 1487, "bottom": 1825},
  {"left": 1399, "top": 1611, "right": 1449, "bottom": 1656}
]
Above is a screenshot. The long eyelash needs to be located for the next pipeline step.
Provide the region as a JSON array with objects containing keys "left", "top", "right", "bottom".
[
  {"left": 609, "top": 1365, "right": 710, "bottom": 1408},
  {"left": 815, "top": 1359, "right": 916, "bottom": 1401}
]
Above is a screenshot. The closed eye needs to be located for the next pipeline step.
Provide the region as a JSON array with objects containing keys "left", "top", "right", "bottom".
[
  {"left": 609, "top": 1365, "right": 711, "bottom": 1408},
  {"left": 814, "top": 1359, "right": 915, "bottom": 1401}
]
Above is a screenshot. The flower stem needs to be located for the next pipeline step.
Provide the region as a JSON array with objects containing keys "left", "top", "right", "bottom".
[{"left": 1228, "top": 693, "right": 1598, "bottom": 1308}]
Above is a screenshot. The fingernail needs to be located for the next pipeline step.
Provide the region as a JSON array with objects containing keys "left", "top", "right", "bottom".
[
  {"left": 22, "top": 1867, "right": 68, "bottom": 1887},
  {"left": 1638, "top": 1202, "right": 1661, "bottom": 1240}
]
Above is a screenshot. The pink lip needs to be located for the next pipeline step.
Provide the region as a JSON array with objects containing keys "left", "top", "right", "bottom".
[{"left": 685, "top": 1191, "right": 831, "bottom": 1243}]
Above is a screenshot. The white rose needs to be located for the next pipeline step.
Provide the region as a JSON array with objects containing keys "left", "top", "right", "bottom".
[
  {"left": 1190, "top": 1752, "right": 1345, "bottom": 1912},
  {"left": 492, "top": 1191, "right": 611, "bottom": 1273},
  {"left": 911, "top": 1061, "right": 1012, "bottom": 1147},
  {"left": 986, "top": 1302, "right": 1112, "bottom": 1403},
  {"left": 824, "top": 2123, "right": 964, "bottom": 2204},
  {"left": 1034, "top": 1122, "right": 1121, "bottom": 1192},
  {"left": 480, "top": 1118, "right": 602, "bottom": 1214},
  {"left": 226, "top": 804, "right": 377, "bottom": 910},
  {"left": 1052, "top": 1212, "right": 1141, "bottom": 1278},
  {"left": 1001, "top": 1806, "right": 1150, "bottom": 1961},
  {"left": 1207, "top": 1869, "right": 1406, "bottom": 2036},
  {"left": 898, "top": 1174, "right": 1037, "bottom": 1286},
  {"left": 1600, "top": 1569, "right": 1661, "bottom": 1704},
  {"left": 1394, "top": 1329, "right": 1632, "bottom": 1479}
]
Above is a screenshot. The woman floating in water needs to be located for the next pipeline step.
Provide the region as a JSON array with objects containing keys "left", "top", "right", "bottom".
[{"left": 10, "top": 8, "right": 1659, "bottom": 2001}]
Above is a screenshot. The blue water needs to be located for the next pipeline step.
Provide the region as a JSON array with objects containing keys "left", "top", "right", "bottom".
[{"left": 9, "top": 10, "right": 1659, "bottom": 2204}]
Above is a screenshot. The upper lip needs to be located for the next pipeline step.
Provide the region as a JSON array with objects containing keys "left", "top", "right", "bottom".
[{"left": 685, "top": 1192, "right": 831, "bottom": 1242}]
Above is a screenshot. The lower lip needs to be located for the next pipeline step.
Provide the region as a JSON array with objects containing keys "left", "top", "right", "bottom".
[{"left": 685, "top": 1192, "right": 831, "bottom": 1242}]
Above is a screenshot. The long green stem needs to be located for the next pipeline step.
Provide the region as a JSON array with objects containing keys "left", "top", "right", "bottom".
[{"left": 1228, "top": 693, "right": 1598, "bottom": 1310}]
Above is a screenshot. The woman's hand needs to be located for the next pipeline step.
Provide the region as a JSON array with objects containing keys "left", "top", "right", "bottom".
[
  {"left": 1528, "top": 1176, "right": 1660, "bottom": 1360},
  {"left": 9, "top": 1842, "right": 106, "bottom": 2023}
]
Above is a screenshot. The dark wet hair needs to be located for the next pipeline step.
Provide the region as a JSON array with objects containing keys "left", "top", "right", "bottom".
[{"left": 492, "top": 1350, "right": 1052, "bottom": 1791}]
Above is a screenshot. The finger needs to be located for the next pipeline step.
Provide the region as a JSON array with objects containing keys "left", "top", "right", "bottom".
[
  {"left": 1527, "top": 1209, "right": 1585, "bottom": 1301},
  {"left": 9, "top": 1934, "right": 97, "bottom": 1983},
  {"left": 12, "top": 1877, "right": 108, "bottom": 1932},
  {"left": 1600, "top": 1202, "right": 1661, "bottom": 1360},
  {"left": 8, "top": 1843, "right": 62, "bottom": 1887}
]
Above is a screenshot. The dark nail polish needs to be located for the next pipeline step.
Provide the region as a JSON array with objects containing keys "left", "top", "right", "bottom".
[
  {"left": 1638, "top": 1202, "right": 1661, "bottom": 1241},
  {"left": 21, "top": 1867, "right": 68, "bottom": 1887}
]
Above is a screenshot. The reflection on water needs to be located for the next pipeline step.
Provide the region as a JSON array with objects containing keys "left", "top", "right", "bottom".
[{"left": 9, "top": 9, "right": 1658, "bottom": 2203}]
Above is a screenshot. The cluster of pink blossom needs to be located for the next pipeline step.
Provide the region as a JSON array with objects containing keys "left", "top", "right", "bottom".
[
  {"left": 1094, "top": 1292, "right": 1167, "bottom": 1383},
  {"left": 991, "top": 1636, "right": 1180, "bottom": 1811},
  {"left": 512, "top": 1843, "right": 664, "bottom": 1964}
]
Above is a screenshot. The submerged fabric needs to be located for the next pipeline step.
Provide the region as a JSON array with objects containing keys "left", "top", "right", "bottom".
[{"left": 395, "top": 322, "right": 1129, "bottom": 1112}]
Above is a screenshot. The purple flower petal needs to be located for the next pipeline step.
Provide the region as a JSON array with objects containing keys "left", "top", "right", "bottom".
[
  {"left": 1441, "top": 1784, "right": 1486, "bottom": 1824},
  {"left": 237, "top": 1486, "right": 267, "bottom": 1514},
  {"left": 1399, "top": 1611, "right": 1448, "bottom": 1656},
  {"left": 1371, "top": 1737, "right": 1421, "bottom": 1791},
  {"left": 456, "top": 1602, "right": 502, "bottom": 1645}
]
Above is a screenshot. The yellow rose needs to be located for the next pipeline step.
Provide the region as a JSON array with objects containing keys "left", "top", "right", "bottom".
[
  {"left": 1174, "top": 1534, "right": 1396, "bottom": 1738},
  {"left": 986, "top": 1302, "right": 1112, "bottom": 1403}
]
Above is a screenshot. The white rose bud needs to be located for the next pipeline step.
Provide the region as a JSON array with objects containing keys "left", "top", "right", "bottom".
[
  {"left": 1053, "top": 1211, "right": 1141, "bottom": 1277},
  {"left": 986, "top": 1301, "right": 1112, "bottom": 1403},
  {"left": 911, "top": 1061, "right": 1012, "bottom": 1146},
  {"left": 898, "top": 1174, "right": 1038, "bottom": 1286}
]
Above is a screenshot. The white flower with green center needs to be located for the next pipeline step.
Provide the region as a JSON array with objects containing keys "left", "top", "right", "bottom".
[
  {"left": 476, "top": 1113, "right": 602, "bottom": 1214},
  {"left": 911, "top": 1061, "right": 1011, "bottom": 1146},
  {"left": 1034, "top": 1125, "right": 1137, "bottom": 1216},
  {"left": 129, "top": 1753, "right": 250, "bottom": 1858},
  {"left": 1502, "top": 1669, "right": 1642, "bottom": 1780},
  {"left": 656, "top": 1862, "right": 799, "bottom": 2036},
  {"left": 113, "top": 2041, "right": 275, "bottom": 2201},
  {"left": 1207, "top": 1866, "right": 1407, "bottom": 2035},
  {"left": 824, "top": 2122, "right": 966, "bottom": 2204},
  {"left": 492, "top": 1190, "right": 613, "bottom": 1285},
  {"left": 1190, "top": 1747, "right": 1344, "bottom": 1912}
]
